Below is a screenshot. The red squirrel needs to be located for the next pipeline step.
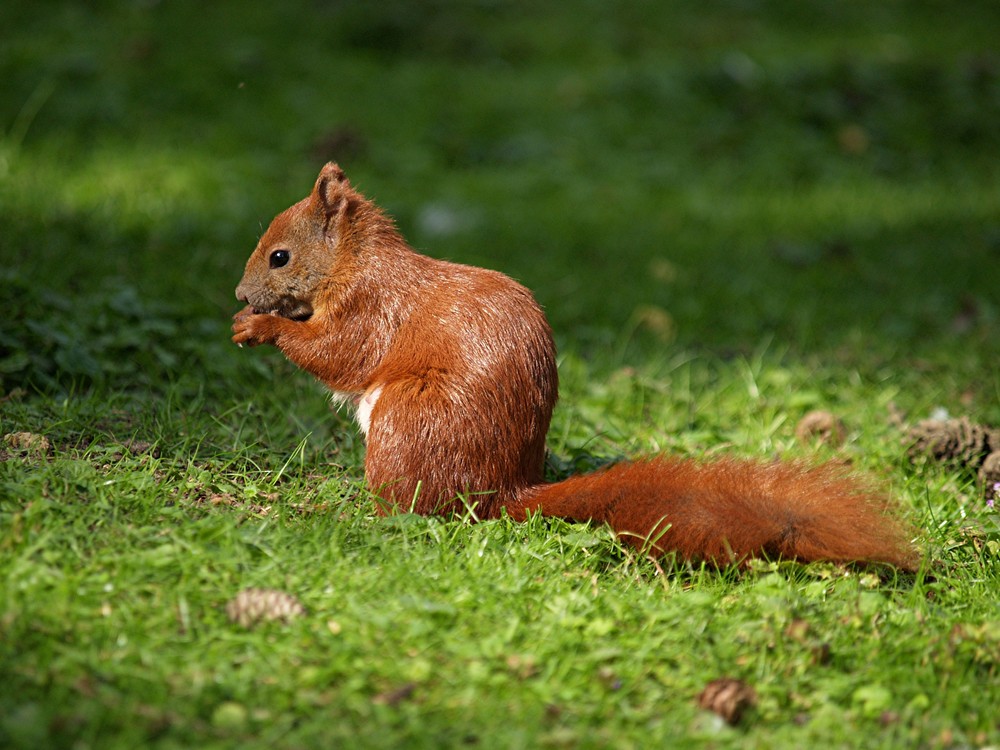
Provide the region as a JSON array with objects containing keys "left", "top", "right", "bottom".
[{"left": 232, "top": 163, "right": 917, "bottom": 570}]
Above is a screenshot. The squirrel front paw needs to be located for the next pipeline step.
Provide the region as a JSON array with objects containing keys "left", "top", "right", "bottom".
[{"left": 232, "top": 308, "right": 281, "bottom": 347}]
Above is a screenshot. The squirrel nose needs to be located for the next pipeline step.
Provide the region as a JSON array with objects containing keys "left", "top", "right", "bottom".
[{"left": 235, "top": 285, "right": 248, "bottom": 303}]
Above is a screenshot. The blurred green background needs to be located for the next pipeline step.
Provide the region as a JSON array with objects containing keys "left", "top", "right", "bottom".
[{"left": 1, "top": 0, "right": 998, "bottom": 392}]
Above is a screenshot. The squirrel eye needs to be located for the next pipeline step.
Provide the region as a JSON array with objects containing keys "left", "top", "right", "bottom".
[{"left": 269, "top": 249, "right": 290, "bottom": 269}]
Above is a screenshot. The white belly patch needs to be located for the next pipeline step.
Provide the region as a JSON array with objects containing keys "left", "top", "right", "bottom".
[
  {"left": 356, "top": 385, "right": 383, "bottom": 437},
  {"left": 329, "top": 386, "right": 382, "bottom": 438}
]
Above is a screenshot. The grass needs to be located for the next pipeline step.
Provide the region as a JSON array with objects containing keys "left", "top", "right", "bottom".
[{"left": 2, "top": 1, "right": 1000, "bottom": 747}]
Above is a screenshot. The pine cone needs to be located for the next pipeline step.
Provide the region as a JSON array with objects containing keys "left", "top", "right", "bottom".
[
  {"left": 795, "top": 410, "right": 846, "bottom": 448},
  {"left": 3, "top": 431, "right": 51, "bottom": 457},
  {"left": 905, "top": 417, "right": 998, "bottom": 469},
  {"left": 697, "top": 678, "right": 757, "bottom": 725},
  {"left": 226, "top": 588, "right": 306, "bottom": 628},
  {"left": 980, "top": 451, "right": 1000, "bottom": 502}
]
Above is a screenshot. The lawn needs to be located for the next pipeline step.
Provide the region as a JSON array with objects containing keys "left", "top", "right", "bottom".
[{"left": 2, "top": 2, "right": 999, "bottom": 748}]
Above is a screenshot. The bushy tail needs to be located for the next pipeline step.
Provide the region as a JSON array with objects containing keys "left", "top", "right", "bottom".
[{"left": 512, "top": 457, "right": 917, "bottom": 570}]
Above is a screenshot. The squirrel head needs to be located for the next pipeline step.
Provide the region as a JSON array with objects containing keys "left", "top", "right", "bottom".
[{"left": 235, "top": 162, "right": 358, "bottom": 320}]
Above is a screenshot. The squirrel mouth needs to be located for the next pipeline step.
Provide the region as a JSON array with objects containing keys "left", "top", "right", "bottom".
[{"left": 253, "top": 300, "right": 313, "bottom": 322}]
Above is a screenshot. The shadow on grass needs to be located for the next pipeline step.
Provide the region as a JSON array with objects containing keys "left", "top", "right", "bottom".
[{"left": 2, "top": 0, "right": 998, "bottom": 395}]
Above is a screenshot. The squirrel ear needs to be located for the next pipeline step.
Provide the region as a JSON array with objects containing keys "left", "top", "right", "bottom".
[
  {"left": 316, "top": 162, "right": 347, "bottom": 189},
  {"left": 311, "top": 162, "right": 355, "bottom": 232},
  {"left": 312, "top": 162, "right": 349, "bottom": 208}
]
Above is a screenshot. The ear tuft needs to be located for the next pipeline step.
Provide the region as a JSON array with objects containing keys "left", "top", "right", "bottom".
[
  {"left": 312, "top": 163, "right": 353, "bottom": 223},
  {"left": 319, "top": 162, "right": 347, "bottom": 185}
]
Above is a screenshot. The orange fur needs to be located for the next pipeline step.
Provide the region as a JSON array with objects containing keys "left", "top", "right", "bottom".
[
  {"left": 513, "top": 458, "right": 916, "bottom": 568},
  {"left": 233, "top": 163, "right": 917, "bottom": 570}
]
